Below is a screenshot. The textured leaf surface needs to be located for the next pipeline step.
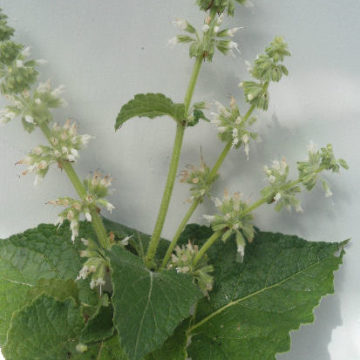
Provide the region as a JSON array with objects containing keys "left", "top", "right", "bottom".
[
  {"left": 109, "top": 245, "right": 202, "bottom": 360},
  {"left": 27, "top": 278, "right": 79, "bottom": 302},
  {"left": 115, "top": 93, "right": 185, "bottom": 129},
  {"left": 0, "top": 223, "right": 83, "bottom": 345},
  {"left": 145, "top": 320, "right": 190, "bottom": 360},
  {"left": 182, "top": 225, "right": 346, "bottom": 360},
  {"left": 2, "top": 295, "right": 84, "bottom": 360},
  {"left": 73, "top": 336, "right": 128, "bottom": 360},
  {"left": 80, "top": 304, "right": 114, "bottom": 344}
]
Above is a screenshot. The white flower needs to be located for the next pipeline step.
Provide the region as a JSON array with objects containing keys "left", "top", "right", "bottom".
[
  {"left": 237, "top": 244, "right": 245, "bottom": 257},
  {"left": 274, "top": 192, "right": 282, "bottom": 202},
  {"left": 244, "top": 60, "right": 253, "bottom": 72},
  {"left": 105, "top": 201, "right": 115, "bottom": 213},
  {"left": 37, "top": 160, "right": 48, "bottom": 170},
  {"left": 81, "top": 238, "right": 89, "bottom": 246},
  {"left": 325, "top": 187, "right": 333, "bottom": 198},
  {"left": 168, "top": 36, "right": 178, "bottom": 47},
  {"left": 216, "top": 13, "right": 224, "bottom": 25},
  {"left": 228, "top": 41, "right": 240, "bottom": 54},
  {"left": 268, "top": 175, "right": 276, "bottom": 184},
  {"left": 24, "top": 115, "right": 35, "bottom": 124},
  {"left": 34, "top": 98, "right": 42, "bottom": 105},
  {"left": 80, "top": 134, "right": 92, "bottom": 146},
  {"left": 37, "top": 80, "right": 51, "bottom": 93},
  {"left": 85, "top": 212, "right": 92, "bottom": 222},
  {"left": 203, "top": 214, "right": 215, "bottom": 223},
  {"left": 77, "top": 265, "right": 90, "bottom": 280},
  {"left": 120, "top": 235, "right": 132, "bottom": 246},
  {"left": 202, "top": 24, "right": 210, "bottom": 32},
  {"left": 307, "top": 141, "right": 317, "bottom": 154},
  {"left": 226, "top": 27, "right": 243, "bottom": 37},
  {"left": 214, "top": 26, "right": 220, "bottom": 33},
  {"left": 247, "top": 94, "right": 254, "bottom": 101},
  {"left": 75, "top": 344, "right": 88, "bottom": 353},
  {"left": 15, "top": 60, "right": 24, "bottom": 68},
  {"left": 172, "top": 18, "right": 187, "bottom": 31},
  {"left": 232, "top": 137, "right": 239, "bottom": 147},
  {"left": 0, "top": 109, "right": 16, "bottom": 124},
  {"left": 51, "top": 84, "right": 65, "bottom": 97},
  {"left": 55, "top": 216, "right": 64, "bottom": 226}
]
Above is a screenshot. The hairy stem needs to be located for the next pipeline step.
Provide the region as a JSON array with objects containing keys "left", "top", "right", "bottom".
[
  {"left": 193, "top": 231, "right": 222, "bottom": 267},
  {"left": 38, "top": 123, "right": 110, "bottom": 249},
  {"left": 145, "top": 56, "right": 204, "bottom": 267}
]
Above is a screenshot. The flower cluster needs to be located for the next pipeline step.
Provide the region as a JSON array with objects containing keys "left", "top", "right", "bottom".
[
  {"left": 0, "top": 81, "right": 66, "bottom": 134},
  {"left": 0, "top": 10, "right": 14, "bottom": 41},
  {"left": 298, "top": 143, "right": 348, "bottom": 195},
  {"left": 17, "top": 120, "right": 92, "bottom": 185},
  {"left": 169, "top": 13, "right": 242, "bottom": 61},
  {"left": 180, "top": 157, "right": 218, "bottom": 202},
  {"left": 51, "top": 197, "right": 92, "bottom": 241},
  {"left": 167, "top": 242, "right": 214, "bottom": 295},
  {"left": 261, "top": 158, "right": 302, "bottom": 212},
  {"left": 211, "top": 98, "right": 257, "bottom": 157},
  {"left": 239, "top": 37, "right": 290, "bottom": 110},
  {"left": 204, "top": 191, "right": 254, "bottom": 258},
  {"left": 50, "top": 172, "right": 115, "bottom": 241},
  {"left": 196, "top": 0, "right": 247, "bottom": 16},
  {"left": 77, "top": 238, "right": 108, "bottom": 292},
  {"left": 83, "top": 171, "right": 115, "bottom": 213}
]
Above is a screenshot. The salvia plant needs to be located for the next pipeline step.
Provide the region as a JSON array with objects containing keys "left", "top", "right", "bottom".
[{"left": 0, "top": 3, "right": 349, "bottom": 360}]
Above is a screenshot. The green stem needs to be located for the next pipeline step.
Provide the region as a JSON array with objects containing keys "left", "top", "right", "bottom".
[
  {"left": 38, "top": 123, "right": 110, "bottom": 249},
  {"left": 161, "top": 103, "right": 259, "bottom": 269},
  {"left": 161, "top": 199, "right": 199, "bottom": 269},
  {"left": 145, "top": 123, "right": 185, "bottom": 266},
  {"left": 184, "top": 56, "right": 204, "bottom": 114},
  {"left": 145, "top": 56, "right": 204, "bottom": 267},
  {"left": 193, "top": 231, "right": 222, "bottom": 267}
]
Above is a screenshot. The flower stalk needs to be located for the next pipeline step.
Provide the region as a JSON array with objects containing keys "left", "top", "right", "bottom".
[{"left": 145, "top": 52, "right": 205, "bottom": 267}]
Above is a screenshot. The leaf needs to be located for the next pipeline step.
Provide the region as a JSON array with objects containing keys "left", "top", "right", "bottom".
[
  {"left": 115, "top": 93, "right": 185, "bottom": 130},
  {"left": 2, "top": 295, "right": 84, "bottom": 360},
  {"left": 182, "top": 225, "right": 346, "bottom": 359},
  {"left": 73, "top": 336, "right": 128, "bottom": 360},
  {"left": 0, "top": 223, "right": 83, "bottom": 345},
  {"left": 145, "top": 320, "right": 190, "bottom": 360},
  {"left": 27, "top": 278, "right": 79, "bottom": 303},
  {"left": 80, "top": 303, "right": 114, "bottom": 344},
  {"left": 109, "top": 245, "right": 202, "bottom": 360}
]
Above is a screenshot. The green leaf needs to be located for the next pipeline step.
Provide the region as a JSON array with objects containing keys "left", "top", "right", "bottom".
[
  {"left": 115, "top": 93, "right": 185, "bottom": 130},
  {"left": 183, "top": 225, "right": 346, "bottom": 359},
  {"left": 0, "top": 223, "right": 83, "bottom": 345},
  {"left": 109, "top": 245, "right": 202, "bottom": 360},
  {"left": 145, "top": 320, "right": 190, "bottom": 360},
  {"left": 80, "top": 303, "right": 114, "bottom": 344},
  {"left": 2, "top": 295, "right": 84, "bottom": 360},
  {"left": 73, "top": 336, "right": 128, "bottom": 360},
  {"left": 27, "top": 278, "right": 79, "bottom": 303}
]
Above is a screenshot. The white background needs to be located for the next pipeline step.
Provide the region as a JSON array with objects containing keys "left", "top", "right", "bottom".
[{"left": 0, "top": 1, "right": 359, "bottom": 359}]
